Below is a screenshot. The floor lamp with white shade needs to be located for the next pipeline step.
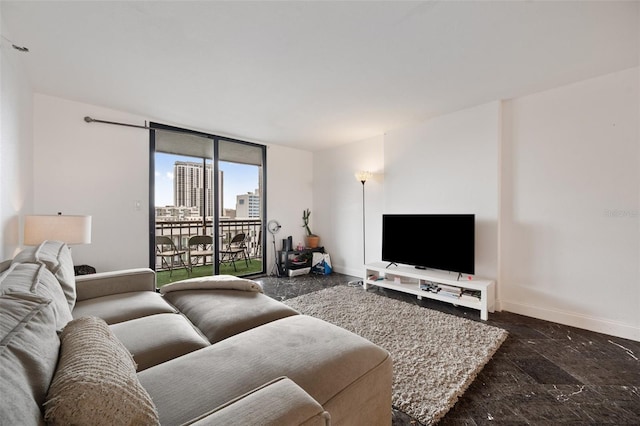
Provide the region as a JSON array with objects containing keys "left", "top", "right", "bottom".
[
  {"left": 348, "top": 171, "right": 372, "bottom": 287},
  {"left": 355, "top": 170, "right": 372, "bottom": 264}
]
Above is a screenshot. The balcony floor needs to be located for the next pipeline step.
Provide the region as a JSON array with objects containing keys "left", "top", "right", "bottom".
[{"left": 156, "top": 259, "right": 263, "bottom": 287}]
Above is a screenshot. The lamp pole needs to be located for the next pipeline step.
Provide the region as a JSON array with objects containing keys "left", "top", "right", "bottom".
[
  {"left": 355, "top": 171, "right": 371, "bottom": 265},
  {"left": 360, "top": 179, "right": 366, "bottom": 265}
]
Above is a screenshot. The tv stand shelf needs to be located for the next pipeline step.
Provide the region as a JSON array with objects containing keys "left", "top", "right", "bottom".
[{"left": 364, "top": 261, "right": 495, "bottom": 320}]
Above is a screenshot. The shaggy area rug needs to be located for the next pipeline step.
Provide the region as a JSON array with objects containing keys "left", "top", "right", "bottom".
[{"left": 284, "top": 286, "right": 508, "bottom": 425}]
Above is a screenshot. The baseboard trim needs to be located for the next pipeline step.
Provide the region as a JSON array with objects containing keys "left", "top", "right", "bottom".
[
  {"left": 333, "top": 265, "right": 362, "bottom": 279},
  {"left": 500, "top": 300, "right": 640, "bottom": 342},
  {"left": 330, "top": 270, "right": 640, "bottom": 342}
]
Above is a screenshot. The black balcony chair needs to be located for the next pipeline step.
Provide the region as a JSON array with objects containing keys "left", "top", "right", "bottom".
[
  {"left": 155, "top": 236, "right": 189, "bottom": 277},
  {"left": 188, "top": 235, "right": 213, "bottom": 272},
  {"left": 219, "top": 232, "right": 249, "bottom": 272}
]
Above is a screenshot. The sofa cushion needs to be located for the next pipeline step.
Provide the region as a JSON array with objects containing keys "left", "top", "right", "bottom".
[
  {"left": 109, "top": 313, "right": 210, "bottom": 371},
  {"left": 44, "top": 316, "right": 159, "bottom": 426},
  {"left": 138, "top": 315, "right": 391, "bottom": 425},
  {"left": 13, "top": 240, "right": 76, "bottom": 309},
  {"left": 186, "top": 377, "right": 330, "bottom": 426},
  {"left": 160, "top": 274, "right": 263, "bottom": 294},
  {"left": 163, "top": 289, "right": 299, "bottom": 343},
  {"left": 0, "top": 293, "right": 60, "bottom": 426},
  {"left": 0, "top": 262, "right": 73, "bottom": 330},
  {"left": 72, "top": 291, "right": 176, "bottom": 324}
]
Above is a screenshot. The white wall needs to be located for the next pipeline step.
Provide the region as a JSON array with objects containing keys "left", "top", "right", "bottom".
[
  {"left": 33, "top": 94, "right": 150, "bottom": 270},
  {"left": 316, "top": 70, "right": 638, "bottom": 341},
  {"left": 313, "top": 104, "right": 500, "bottom": 281},
  {"left": 31, "top": 94, "right": 314, "bottom": 274},
  {"left": 1, "top": 19, "right": 34, "bottom": 260},
  {"left": 313, "top": 135, "right": 384, "bottom": 277},
  {"left": 500, "top": 68, "right": 639, "bottom": 340},
  {"left": 265, "top": 143, "right": 314, "bottom": 274},
  {"left": 384, "top": 102, "right": 500, "bottom": 280}
]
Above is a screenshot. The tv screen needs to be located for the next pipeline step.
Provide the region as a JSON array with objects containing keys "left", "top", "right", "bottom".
[{"left": 382, "top": 214, "right": 475, "bottom": 275}]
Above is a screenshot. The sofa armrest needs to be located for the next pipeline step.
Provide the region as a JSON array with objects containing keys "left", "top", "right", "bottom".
[
  {"left": 183, "top": 377, "right": 330, "bottom": 426},
  {"left": 75, "top": 268, "right": 156, "bottom": 301}
]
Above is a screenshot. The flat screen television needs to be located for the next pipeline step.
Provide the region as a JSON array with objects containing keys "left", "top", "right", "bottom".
[{"left": 382, "top": 214, "right": 475, "bottom": 275}]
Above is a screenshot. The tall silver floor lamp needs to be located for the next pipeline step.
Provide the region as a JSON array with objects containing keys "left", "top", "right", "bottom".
[{"left": 355, "top": 171, "right": 372, "bottom": 265}]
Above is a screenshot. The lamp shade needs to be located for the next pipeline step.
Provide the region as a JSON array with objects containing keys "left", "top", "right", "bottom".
[
  {"left": 24, "top": 215, "right": 92, "bottom": 245},
  {"left": 355, "top": 171, "right": 372, "bottom": 183}
]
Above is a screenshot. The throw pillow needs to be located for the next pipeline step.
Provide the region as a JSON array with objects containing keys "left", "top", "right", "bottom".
[
  {"left": 0, "top": 262, "right": 73, "bottom": 330},
  {"left": 13, "top": 240, "right": 77, "bottom": 309},
  {"left": 44, "top": 317, "right": 160, "bottom": 426},
  {"left": 159, "top": 274, "right": 263, "bottom": 294},
  {"left": 0, "top": 293, "right": 60, "bottom": 425}
]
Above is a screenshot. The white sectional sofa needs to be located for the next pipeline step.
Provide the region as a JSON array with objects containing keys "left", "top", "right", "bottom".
[{"left": 0, "top": 240, "right": 392, "bottom": 425}]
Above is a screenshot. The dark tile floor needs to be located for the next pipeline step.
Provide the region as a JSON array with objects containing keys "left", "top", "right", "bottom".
[{"left": 255, "top": 272, "right": 640, "bottom": 425}]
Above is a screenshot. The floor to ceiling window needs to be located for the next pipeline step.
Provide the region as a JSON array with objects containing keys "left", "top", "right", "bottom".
[{"left": 150, "top": 123, "right": 266, "bottom": 286}]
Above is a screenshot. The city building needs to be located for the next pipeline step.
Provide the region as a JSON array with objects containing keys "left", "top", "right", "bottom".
[
  {"left": 235, "top": 189, "right": 260, "bottom": 219},
  {"left": 155, "top": 206, "right": 200, "bottom": 221},
  {"left": 174, "top": 161, "right": 213, "bottom": 216}
]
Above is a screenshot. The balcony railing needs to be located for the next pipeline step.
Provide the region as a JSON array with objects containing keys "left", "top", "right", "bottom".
[{"left": 154, "top": 218, "right": 262, "bottom": 271}]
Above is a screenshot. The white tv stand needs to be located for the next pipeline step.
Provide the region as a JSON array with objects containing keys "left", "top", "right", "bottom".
[{"left": 364, "top": 261, "right": 495, "bottom": 320}]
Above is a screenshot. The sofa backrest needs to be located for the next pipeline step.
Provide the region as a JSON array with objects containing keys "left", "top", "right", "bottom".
[
  {"left": 1, "top": 264, "right": 73, "bottom": 331},
  {"left": 13, "top": 241, "right": 77, "bottom": 310}
]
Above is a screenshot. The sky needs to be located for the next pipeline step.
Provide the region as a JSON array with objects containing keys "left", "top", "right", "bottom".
[{"left": 154, "top": 153, "right": 259, "bottom": 209}]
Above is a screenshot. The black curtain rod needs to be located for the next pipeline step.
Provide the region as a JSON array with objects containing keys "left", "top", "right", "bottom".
[
  {"left": 85, "top": 116, "right": 265, "bottom": 148},
  {"left": 83, "top": 116, "right": 207, "bottom": 137},
  {"left": 84, "top": 116, "right": 151, "bottom": 130}
]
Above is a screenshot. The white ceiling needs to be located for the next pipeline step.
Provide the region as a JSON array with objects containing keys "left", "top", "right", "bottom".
[{"left": 2, "top": 1, "right": 638, "bottom": 150}]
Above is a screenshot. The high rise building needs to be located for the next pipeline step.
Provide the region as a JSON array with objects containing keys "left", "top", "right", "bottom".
[
  {"left": 174, "top": 161, "right": 219, "bottom": 217},
  {"left": 236, "top": 189, "right": 260, "bottom": 218}
]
